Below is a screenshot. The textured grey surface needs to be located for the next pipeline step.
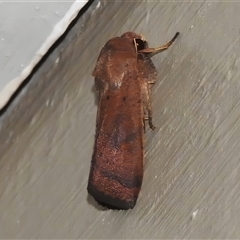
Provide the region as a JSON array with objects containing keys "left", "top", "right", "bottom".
[{"left": 1, "top": 1, "right": 240, "bottom": 238}]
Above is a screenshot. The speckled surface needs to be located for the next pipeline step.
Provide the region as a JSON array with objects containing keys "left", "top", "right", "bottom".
[{"left": 0, "top": 1, "right": 240, "bottom": 238}]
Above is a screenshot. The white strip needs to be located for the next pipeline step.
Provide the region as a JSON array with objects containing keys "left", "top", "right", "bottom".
[{"left": 0, "top": 0, "right": 88, "bottom": 110}]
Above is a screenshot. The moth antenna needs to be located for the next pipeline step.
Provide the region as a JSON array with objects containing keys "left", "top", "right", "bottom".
[{"left": 139, "top": 32, "right": 180, "bottom": 55}]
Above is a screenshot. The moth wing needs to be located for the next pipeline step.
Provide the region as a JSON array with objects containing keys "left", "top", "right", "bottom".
[{"left": 89, "top": 69, "right": 144, "bottom": 209}]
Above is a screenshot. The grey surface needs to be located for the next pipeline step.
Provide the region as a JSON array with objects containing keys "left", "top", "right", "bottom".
[{"left": 1, "top": 1, "right": 240, "bottom": 238}]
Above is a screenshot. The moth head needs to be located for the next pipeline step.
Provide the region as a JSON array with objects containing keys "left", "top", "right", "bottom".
[{"left": 121, "top": 32, "right": 149, "bottom": 51}]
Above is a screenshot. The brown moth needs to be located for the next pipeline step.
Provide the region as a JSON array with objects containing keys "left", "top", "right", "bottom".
[{"left": 87, "top": 32, "right": 179, "bottom": 210}]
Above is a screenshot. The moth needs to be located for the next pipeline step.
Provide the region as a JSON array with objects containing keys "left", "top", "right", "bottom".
[{"left": 87, "top": 31, "right": 179, "bottom": 210}]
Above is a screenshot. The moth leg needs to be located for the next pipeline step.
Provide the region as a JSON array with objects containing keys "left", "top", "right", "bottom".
[
  {"left": 148, "top": 80, "right": 155, "bottom": 84},
  {"left": 147, "top": 104, "right": 156, "bottom": 130},
  {"left": 133, "top": 38, "right": 138, "bottom": 57},
  {"left": 142, "top": 82, "right": 156, "bottom": 130},
  {"left": 139, "top": 32, "right": 179, "bottom": 55},
  {"left": 143, "top": 117, "right": 146, "bottom": 133}
]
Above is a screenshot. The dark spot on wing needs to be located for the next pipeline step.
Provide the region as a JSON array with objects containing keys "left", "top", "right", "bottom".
[{"left": 124, "top": 132, "right": 138, "bottom": 143}]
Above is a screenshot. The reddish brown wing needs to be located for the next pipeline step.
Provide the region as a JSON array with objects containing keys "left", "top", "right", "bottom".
[{"left": 87, "top": 37, "right": 144, "bottom": 209}]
